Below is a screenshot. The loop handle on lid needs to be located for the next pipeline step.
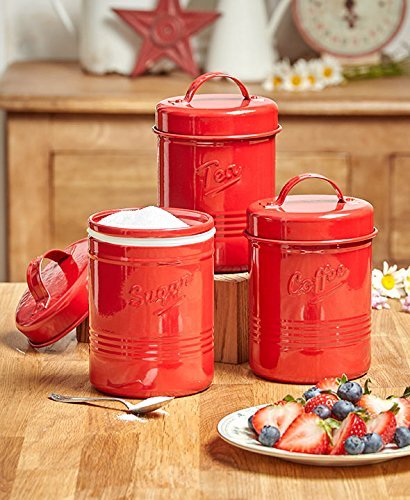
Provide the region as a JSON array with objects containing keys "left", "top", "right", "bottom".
[
  {"left": 183, "top": 72, "right": 251, "bottom": 103},
  {"left": 26, "top": 249, "right": 79, "bottom": 308},
  {"left": 275, "top": 173, "right": 346, "bottom": 207}
]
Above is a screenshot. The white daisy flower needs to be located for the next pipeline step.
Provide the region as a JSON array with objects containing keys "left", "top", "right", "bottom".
[
  {"left": 263, "top": 60, "right": 291, "bottom": 91},
  {"left": 372, "top": 261, "right": 406, "bottom": 299},
  {"left": 403, "top": 266, "right": 410, "bottom": 295},
  {"left": 305, "top": 59, "right": 326, "bottom": 91},
  {"left": 317, "top": 55, "right": 344, "bottom": 86},
  {"left": 282, "top": 60, "right": 309, "bottom": 92}
]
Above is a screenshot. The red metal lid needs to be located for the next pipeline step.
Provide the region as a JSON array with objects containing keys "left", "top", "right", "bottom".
[
  {"left": 154, "top": 72, "right": 280, "bottom": 139},
  {"left": 15, "top": 239, "right": 88, "bottom": 347},
  {"left": 246, "top": 173, "right": 377, "bottom": 244}
]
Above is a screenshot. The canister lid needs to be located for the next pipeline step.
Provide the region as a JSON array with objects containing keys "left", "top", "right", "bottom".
[
  {"left": 15, "top": 239, "right": 88, "bottom": 347},
  {"left": 154, "top": 72, "right": 279, "bottom": 139},
  {"left": 246, "top": 173, "right": 376, "bottom": 244}
]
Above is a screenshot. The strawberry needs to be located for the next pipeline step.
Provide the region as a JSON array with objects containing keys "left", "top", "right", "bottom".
[
  {"left": 316, "top": 377, "right": 341, "bottom": 392},
  {"left": 358, "top": 394, "right": 392, "bottom": 417},
  {"left": 251, "top": 402, "right": 303, "bottom": 435},
  {"left": 276, "top": 413, "right": 330, "bottom": 454},
  {"left": 305, "top": 393, "right": 339, "bottom": 413},
  {"left": 329, "top": 413, "right": 367, "bottom": 455},
  {"left": 273, "top": 400, "right": 288, "bottom": 406},
  {"left": 367, "top": 411, "right": 397, "bottom": 444},
  {"left": 358, "top": 395, "right": 410, "bottom": 427}
]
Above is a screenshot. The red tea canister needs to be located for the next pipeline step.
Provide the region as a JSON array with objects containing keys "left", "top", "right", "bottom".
[
  {"left": 88, "top": 208, "right": 215, "bottom": 398},
  {"left": 246, "top": 173, "right": 378, "bottom": 383},
  {"left": 155, "top": 72, "right": 281, "bottom": 273}
]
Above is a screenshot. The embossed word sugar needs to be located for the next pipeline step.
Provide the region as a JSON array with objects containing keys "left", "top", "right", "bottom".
[{"left": 99, "top": 206, "right": 189, "bottom": 229}]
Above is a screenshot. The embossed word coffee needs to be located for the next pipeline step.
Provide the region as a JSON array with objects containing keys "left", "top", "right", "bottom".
[
  {"left": 88, "top": 207, "right": 215, "bottom": 398},
  {"left": 155, "top": 72, "right": 280, "bottom": 272},
  {"left": 246, "top": 174, "right": 377, "bottom": 384}
]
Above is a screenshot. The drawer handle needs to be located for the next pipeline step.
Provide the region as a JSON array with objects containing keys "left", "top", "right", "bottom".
[
  {"left": 26, "top": 249, "right": 79, "bottom": 307},
  {"left": 275, "top": 173, "right": 346, "bottom": 207}
]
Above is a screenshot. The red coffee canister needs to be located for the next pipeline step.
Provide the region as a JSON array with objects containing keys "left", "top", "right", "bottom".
[
  {"left": 155, "top": 72, "right": 281, "bottom": 273},
  {"left": 245, "top": 173, "right": 378, "bottom": 383},
  {"left": 88, "top": 207, "right": 215, "bottom": 398}
]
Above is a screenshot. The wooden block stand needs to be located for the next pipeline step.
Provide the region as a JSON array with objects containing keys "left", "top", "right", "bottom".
[{"left": 77, "top": 272, "right": 249, "bottom": 364}]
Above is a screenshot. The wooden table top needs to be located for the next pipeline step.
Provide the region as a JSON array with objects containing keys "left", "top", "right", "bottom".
[
  {"left": 1, "top": 61, "right": 410, "bottom": 116},
  {"left": 1, "top": 283, "right": 409, "bottom": 499}
]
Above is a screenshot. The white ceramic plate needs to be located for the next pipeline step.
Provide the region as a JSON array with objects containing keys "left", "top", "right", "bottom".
[{"left": 217, "top": 405, "right": 410, "bottom": 467}]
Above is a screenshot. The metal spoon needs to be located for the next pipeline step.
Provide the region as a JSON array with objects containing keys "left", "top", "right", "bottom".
[{"left": 49, "top": 393, "right": 174, "bottom": 414}]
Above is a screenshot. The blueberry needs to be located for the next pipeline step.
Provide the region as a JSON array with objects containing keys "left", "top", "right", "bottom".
[
  {"left": 332, "top": 400, "right": 356, "bottom": 420},
  {"left": 258, "top": 425, "right": 280, "bottom": 447},
  {"left": 394, "top": 427, "right": 410, "bottom": 448},
  {"left": 312, "top": 404, "right": 332, "bottom": 419},
  {"left": 362, "top": 433, "right": 384, "bottom": 454},
  {"left": 337, "top": 382, "right": 363, "bottom": 404},
  {"left": 303, "top": 386, "right": 321, "bottom": 400},
  {"left": 248, "top": 415, "right": 255, "bottom": 432},
  {"left": 344, "top": 435, "right": 365, "bottom": 455}
]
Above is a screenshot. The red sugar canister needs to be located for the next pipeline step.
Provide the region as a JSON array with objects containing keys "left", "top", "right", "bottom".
[
  {"left": 246, "top": 173, "right": 378, "bottom": 384},
  {"left": 155, "top": 71, "right": 280, "bottom": 273},
  {"left": 88, "top": 208, "right": 215, "bottom": 398}
]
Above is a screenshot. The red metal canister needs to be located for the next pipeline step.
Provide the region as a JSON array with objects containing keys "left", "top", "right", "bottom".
[
  {"left": 88, "top": 208, "right": 215, "bottom": 398},
  {"left": 155, "top": 72, "right": 280, "bottom": 273},
  {"left": 246, "top": 173, "right": 378, "bottom": 383}
]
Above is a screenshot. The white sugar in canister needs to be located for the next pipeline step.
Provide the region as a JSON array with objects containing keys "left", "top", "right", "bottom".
[{"left": 99, "top": 206, "right": 189, "bottom": 229}]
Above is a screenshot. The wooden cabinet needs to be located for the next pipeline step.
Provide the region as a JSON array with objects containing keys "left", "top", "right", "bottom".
[{"left": 1, "top": 62, "right": 410, "bottom": 280}]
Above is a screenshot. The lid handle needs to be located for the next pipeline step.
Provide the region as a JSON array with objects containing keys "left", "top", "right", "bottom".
[
  {"left": 275, "top": 173, "right": 346, "bottom": 207},
  {"left": 183, "top": 72, "right": 251, "bottom": 103},
  {"left": 26, "top": 249, "right": 79, "bottom": 308}
]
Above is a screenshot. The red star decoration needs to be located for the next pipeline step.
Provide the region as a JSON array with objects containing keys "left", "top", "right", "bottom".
[{"left": 113, "top": 0, "right": 220, "bottom": 77}]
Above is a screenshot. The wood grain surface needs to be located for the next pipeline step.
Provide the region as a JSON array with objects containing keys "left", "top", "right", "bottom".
[
  {"left": 1, "top": 62, "right": 410, "bottom": 115},
  {"left": 77, "top": 273, "right": 250, "bottom": 365},
  {"left": 2, "top": 283, "right": 409, "bottom": 499}
]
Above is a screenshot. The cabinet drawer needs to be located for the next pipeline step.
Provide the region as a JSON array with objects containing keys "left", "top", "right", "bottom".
[
  {"left": 391, "top": 154, "right": 410, "bottom": 263},
  {"left": 276, "top": 152, "right": 351, "bottom": 194},
  {"left": 52, "top": 152, "right": 157, "bottom": 248}
]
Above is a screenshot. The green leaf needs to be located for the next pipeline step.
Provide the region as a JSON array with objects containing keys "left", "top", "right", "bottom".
[
  {"left": 363, "top": 378, "right": 372, "bottom": 395},
  {"left": 354, "top": 408, "right": 370, "bottom": 422},
  {"left": 283, "top": 394, "right": 306, "bottom": 405},
  {"left": 336, "top": 374, "right": 348, "bottom": 386},
  {"left": 320, "top": 389, "right": 339, "bottom": 397},
  {"left": 324, "top": 418, "right": 341, "bottom": 430},
  {"left": 320, "top": 418, "right": 341, "bottom": 447},
  {"left": 402, "top": 386, "right": 410, "bottom": 398},
  {"left": 388, "top": 402, "right": 400, "bottom": 415}
]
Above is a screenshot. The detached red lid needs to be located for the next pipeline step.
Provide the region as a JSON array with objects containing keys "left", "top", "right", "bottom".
[
  {"left": 16, "top": 239, "right": 88, "bottom": 347},
  {"left": 247, "top": 173, "right": 377, "bottom": 244},
  {"left": 154, "top": 72, "right": 280, "bottom": 139}
]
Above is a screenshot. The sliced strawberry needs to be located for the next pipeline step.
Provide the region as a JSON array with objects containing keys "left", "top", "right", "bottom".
[
  {"left": 305, "top": 393, "right": 339, "bottom": 413},
  {"left": 390, "top": 398, "right": 410, "bottom": 427},
  {"left": 367, "top": 411, "right": 397, "bottom": 444},
  {"left": 252, "top": 402, "right": 303, "bottom": 435},
  {"left": 316, "top": 377, "right": 340, "bottom": 392},
  {"left": 329, "top": 413, "right": 367, "bottom": 455},
  {"left": 358, "top": 395, "right": 410, "bottom": 427},
  {"left": 357, "top": 394, "right": 392, "bottom": 417},
  {"left": 276, "top": 413, "right": 330, "bottom": 454}
]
